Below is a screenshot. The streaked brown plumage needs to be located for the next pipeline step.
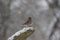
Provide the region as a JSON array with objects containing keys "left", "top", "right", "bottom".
[
  {"left": 23, "top": 17, "right": 32, "bottom": 25},
  {"left": 21, "top": 17, "right": 32, "bottom": 27}
]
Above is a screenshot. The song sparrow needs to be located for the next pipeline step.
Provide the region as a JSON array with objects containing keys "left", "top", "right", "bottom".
[{"left": 21, "top": 17, "right": 33, "bottom": 27}]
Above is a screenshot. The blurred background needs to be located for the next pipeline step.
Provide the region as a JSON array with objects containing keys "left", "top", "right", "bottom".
[{"left": 0, "top": 0, "right": 60, "bottom": 40}]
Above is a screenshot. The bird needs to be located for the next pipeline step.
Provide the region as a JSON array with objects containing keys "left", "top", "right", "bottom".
[{"left": 21, "top": 17, "right": 33, "bottom": 27}]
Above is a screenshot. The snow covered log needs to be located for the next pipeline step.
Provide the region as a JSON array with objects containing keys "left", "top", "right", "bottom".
[{"left": 8, "top": 27, "right": 34, "bottom": 40}]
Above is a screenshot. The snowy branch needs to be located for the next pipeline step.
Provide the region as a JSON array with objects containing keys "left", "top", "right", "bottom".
[{"left": 7, "top": 27, "right": 34, "bottom": 40}]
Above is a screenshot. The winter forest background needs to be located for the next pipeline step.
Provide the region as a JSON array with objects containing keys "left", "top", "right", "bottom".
[{"left": 0, "top": 0, "right": 60, "bottom": 40}]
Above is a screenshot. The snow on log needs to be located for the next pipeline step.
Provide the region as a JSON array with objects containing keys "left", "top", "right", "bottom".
[{"left": 8, "top": 27, "right": 34, "bottom": 40}]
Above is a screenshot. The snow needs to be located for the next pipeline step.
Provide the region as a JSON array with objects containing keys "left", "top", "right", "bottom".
[{"left": 7, "top": 27, "right": 34, "bottom": 40}]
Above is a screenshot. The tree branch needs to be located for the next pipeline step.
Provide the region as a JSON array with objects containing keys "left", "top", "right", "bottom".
[{"left": 8, "top": 27, "right": 35, "bottom": 40}]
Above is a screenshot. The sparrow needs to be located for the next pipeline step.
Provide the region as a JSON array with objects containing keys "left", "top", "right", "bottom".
[{"left": 21, "top": 17, "right": 33, "bottom": 27}]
